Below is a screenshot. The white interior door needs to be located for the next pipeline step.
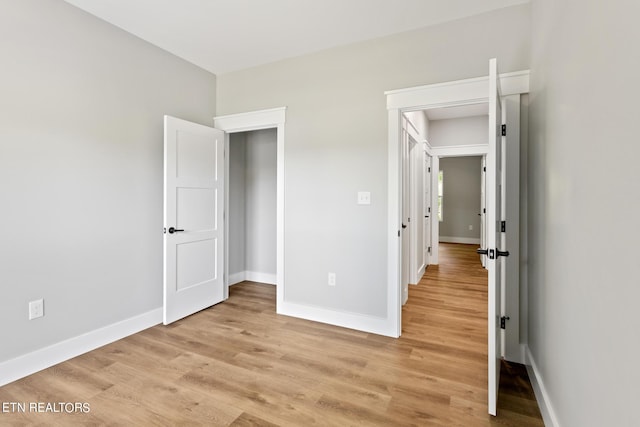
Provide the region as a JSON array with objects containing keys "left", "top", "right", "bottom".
[
  {"left": 480, "top": 156, "right": 487, "bottom": 268},
  {"left": 486, "top": 58, "right": 505, "bottom": 416},
  {"left": 163, "top": 115, "right": 225, "bottom": 325},
  {"left": 423, "top": 152, "right": 432, "bottom": 267}
]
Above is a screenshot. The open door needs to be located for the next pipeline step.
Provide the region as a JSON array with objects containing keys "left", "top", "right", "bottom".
[
  {"left": 423, "top": 152, "right": 432, "bottom": 267},
  {"left": 163, "top": 115, "right": 225, "bottom": 325},
  {"left": 480, "top": 58, "right": 507, "bottom": 416},
  {"left": 480, "top": 156, "right": 487, "bottom": 268}
]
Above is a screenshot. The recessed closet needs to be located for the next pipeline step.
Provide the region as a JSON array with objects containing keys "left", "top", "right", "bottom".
[{"left": 228, "top": 128, "right": 277, "bottom": 286}]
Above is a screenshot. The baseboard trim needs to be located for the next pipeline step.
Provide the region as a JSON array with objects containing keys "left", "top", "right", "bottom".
[
  {"left": 229, "top": 271, "right": 276, "bottom": 286},
  {"left": 228, "top": 272, "right": 246, "bottom": 286},
  {"left": 246, "top": 271, "right": 276, "bottom": 285},
  {"left": 439, "top": 236, "right": 481, "bottom": 245},
  {"left": 278, "top": 301, "right": 398, "bottom": 338},
  {"left": 524, "top": 345, "right": 561, "bottom": 427},
  {"left": 0, "top": 308, "right": 162, "bottom": 387},
  {"left": 417, "top": 264, "right": 426, "bottom": 281}
]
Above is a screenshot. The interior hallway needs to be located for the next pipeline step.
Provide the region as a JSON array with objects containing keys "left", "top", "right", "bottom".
[
  {"left": 405, "top": 242, "right": 543, "bottom": 425},
  {"left": 0, "top": 244, "right": 542, "bottom": 425}
]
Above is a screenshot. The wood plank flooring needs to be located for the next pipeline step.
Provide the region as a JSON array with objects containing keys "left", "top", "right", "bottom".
[{"left": 0, "top": 243, "right": 543, "bottom": 426}]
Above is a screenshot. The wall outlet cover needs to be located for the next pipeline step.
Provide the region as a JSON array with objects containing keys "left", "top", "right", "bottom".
[{"left": 29, "top": 299, "right": 44, "bottom": 320}]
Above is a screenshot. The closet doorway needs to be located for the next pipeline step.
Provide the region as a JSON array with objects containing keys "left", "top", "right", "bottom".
[
  {"left": 214, "top": 107, "right": 286, "bottom": 309},
  {"left": 228, "top": 129, "right": 277, "bottom": 287}
]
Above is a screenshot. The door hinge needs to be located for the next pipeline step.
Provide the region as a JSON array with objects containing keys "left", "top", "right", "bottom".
[
  {"left": 428, "top": 207, "right": 431, "bottom": 213},
  {"left": 483, "top": 208, "right": 486, "bottom": 214},
  {"left": 501, "top": 124, "right": 506, "bottom": 136},
  {"left": 501, "top": 221, "right": 506, "bottom": 232},
  {"left": 428, "top": 167, "right": 431, "bottom": 173},
  {"left": 428, "top": 246, "right": 432, "bottom": 254},
  {"left": 483, "top": 166, "right": 486, "bottom": 172},
  {"left": 500, "top": 316, "right": 510, "bottom": 329}
]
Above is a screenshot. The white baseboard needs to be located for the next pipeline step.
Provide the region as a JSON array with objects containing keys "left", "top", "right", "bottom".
[
  {"left": 524, "top": 345, "right": 561, "bottom": 427},
  {"left": 0, "top": 308, "right": 162, "bottom": 387},
  {"left": 439, "top": 236, "right": 481, "bottom": 245},
  {"left": 229, "top": 270, "right": 276, "bottom": 286},
  {"left": 278, "top": 300, "right": 398, "bottom": 338},
  {"left": 246, "top": 271, "right": 276, "bottom": 285},
  {"left": 228, "top": 272, "right": 246, "bottom": 286},
  {"left": 413, "top": 264, "right": 426, "bottom": 284}
]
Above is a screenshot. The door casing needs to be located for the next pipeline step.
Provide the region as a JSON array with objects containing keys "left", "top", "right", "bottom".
[
  {"left": 214, "top": 107, "right": 286, "bottom": 311},
  {"left": 386, "top": 69, "right": 529, "bottom": 416},
  {"left": 386, "top": 70, "right": 529, "bottom": 337}
]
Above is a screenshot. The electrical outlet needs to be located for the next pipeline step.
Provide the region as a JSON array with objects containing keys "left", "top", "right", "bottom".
[
  {"left": 468, "top": 225, "right": 473, "bottom": 231},
  {"left": 328, "top": 272, "right": 336, "bottom": 287},
  {"left": 29, "top": 299, "right": 44, "bottom": 320}
]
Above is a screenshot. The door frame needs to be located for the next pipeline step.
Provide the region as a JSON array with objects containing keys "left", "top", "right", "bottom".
[
  {"left": 429, "top": 148, "right": 489, "bottom": 266},
  {"left": 385, "top": 71, "right": 529, "bottom": 337},
  {"left": 401, "top": 114, "right": 427, "bottom": 293},
  {"left": 213, "top": 107, "right": 286, "bottom": 310}
]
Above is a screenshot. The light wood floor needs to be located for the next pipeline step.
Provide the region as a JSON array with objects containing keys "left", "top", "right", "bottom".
[{"left": 0, "top": 243, "right": 543, "bottom": 426}]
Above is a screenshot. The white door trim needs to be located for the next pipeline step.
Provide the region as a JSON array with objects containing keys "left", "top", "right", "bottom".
[
  {"left": 386, "top": 70, "right": 529, "bottom": 339},
  {"left": 385, "top": 70, "right": 530, "bottom": 109},
  {"left": 431, "top": 144, "right": 489, "bottom": 157},
  {"left": 502, "top": 94, "right": 522, "bottom": 363},
  {"left": 214, "top": 107, "right": 286, "bottom": 310}
]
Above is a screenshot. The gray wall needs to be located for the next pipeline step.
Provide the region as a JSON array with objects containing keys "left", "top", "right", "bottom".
[
  {"left": 228, "top": 129, "right": 277, "bottom": 281},
  {"left": 429, "top": 116, "right": 488, "bottom": 147},
  {"left": 0, "top": 0, "right": 216, "bottom": 363},
  {"left": 217, "top": 4, "right": 530, "bottom": 318},
  {"left": 228, "top": 133, "right": 247, "bottom": 277},
  {"left": 245, "top": 130, "right": 277, "bottom": 277},
  {"left": 439, "top": 157, "right": 482, "bottom": 240},
  {"left": 528, "top": 1, "right": 640, "bottom": 425}
]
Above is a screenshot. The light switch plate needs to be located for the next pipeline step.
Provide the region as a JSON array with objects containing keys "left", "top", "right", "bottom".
[{"left": 357, "top": 191, "right": 371, "bottom": 205}]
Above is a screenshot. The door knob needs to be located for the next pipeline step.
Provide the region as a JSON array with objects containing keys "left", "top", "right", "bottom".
[
  {"left": 168, "top": 227, "right": 184, "bottom": 234},
  {"left": 476, "top": 248, "right": 488, "bottom": 255},
  {"left": 402, "top": 223, "right": 407, "bottom": 229}
]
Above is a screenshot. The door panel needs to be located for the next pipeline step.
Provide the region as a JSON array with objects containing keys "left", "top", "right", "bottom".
[
  {"left": 480, "top": 156, "right": 487, "bottom": 268},
  {"left": 176, "top": 239, "right": 217, "bottom": 291},
  {"left": 164, "top": 115, "right": 225, "bottom": 325},
  {"left": 487, "top": 58, "right": 504, "bottom": 416},
  {"left": 177, "top": 188, "right": 217, "bottom": 230},
  {"left": 424, "top": 152, "right": 432, "bottom": 267}
]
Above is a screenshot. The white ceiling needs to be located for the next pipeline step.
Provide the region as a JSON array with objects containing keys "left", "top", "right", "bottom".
[{"left": 63, "top": 0, "right": 528, "bottom": 75}]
